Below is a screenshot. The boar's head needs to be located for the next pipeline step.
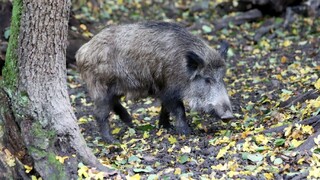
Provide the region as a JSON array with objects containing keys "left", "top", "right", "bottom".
[{"left": 183, "top": 42, "right": 233, "bottom": 121}]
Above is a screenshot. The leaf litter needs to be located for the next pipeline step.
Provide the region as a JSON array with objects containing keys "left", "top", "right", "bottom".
[{"left": 66, "top": 1, "right": 320, "bottom": 179}]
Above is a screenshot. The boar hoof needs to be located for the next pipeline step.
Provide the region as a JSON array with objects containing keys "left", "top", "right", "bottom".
[
  {"left": 159, "top": 122, "right": 173, "bottom": 129},
  {"left": 176, "top": 125, "right": 191, "bottom": 135}
]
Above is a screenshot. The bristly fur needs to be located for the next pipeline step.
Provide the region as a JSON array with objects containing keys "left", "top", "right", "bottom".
[
  {"left": 76, "top": 21, "right": 225, "bottom": 102},
  {"left": 75, "top": 21, "right": 233, "bottom": 142}
]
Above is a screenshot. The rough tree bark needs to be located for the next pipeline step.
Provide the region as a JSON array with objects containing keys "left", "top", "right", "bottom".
[{"left": 0, "top": 0, "right": 114, "bottom": 178}]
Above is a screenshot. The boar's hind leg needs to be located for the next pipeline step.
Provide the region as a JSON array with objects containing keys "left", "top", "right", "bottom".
[
  {"left": 161, "top": 94, "right": 191, "bottom": 135},
  {"left": 94, "top": 95, "right": 118, "bottom": 143},
  {"left": 159, "top": 103, "right": 172, "bottom": 129},
  {"left": 112, "top": 96, "right": 133, "bottom": 127}
]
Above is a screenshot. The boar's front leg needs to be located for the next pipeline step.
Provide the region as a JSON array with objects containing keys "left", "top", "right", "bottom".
[{"left": 161, "top": 91, "right": 191, "bottom": 135}]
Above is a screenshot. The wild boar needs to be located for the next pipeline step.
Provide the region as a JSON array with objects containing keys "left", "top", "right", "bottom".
[{"left": 76, "top": 21, "right": 233, "bottom": 143}]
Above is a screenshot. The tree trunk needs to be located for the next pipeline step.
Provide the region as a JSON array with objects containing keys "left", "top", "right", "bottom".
[{"left": 0, "top": 0, "right": 112, "bottom": 178}]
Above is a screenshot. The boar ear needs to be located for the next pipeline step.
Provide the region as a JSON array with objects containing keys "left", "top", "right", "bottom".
[
  {"left": 186, "top": 51, "right": 204, "bottom": 73},
  {"left": 219, "top": 41, "right": 229, "bottom": 59}
]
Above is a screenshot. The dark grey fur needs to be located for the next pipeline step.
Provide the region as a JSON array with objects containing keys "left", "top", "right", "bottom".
[{"left": 76, "top": 21, "right": 233, "bottom": 143}]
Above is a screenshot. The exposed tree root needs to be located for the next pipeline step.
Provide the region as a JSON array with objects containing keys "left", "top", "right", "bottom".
[
  {"left": 261, "top": 89, "right": 320, "bottom": 152},
  {"left": 280, "top": 90, "right": 319, "bottom": 108},
  {"left": 262, "top": 115, "right": 320, "bottom": 153},
  {"left": 295, "top": 129, "right": 320, "bottom": 152},
  {"left": 262, "top": 115, "right": 320, "bottom": 134}
]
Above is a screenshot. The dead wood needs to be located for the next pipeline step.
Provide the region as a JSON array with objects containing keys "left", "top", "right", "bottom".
[
  {"left": 295, "top": 129, "right": 320, "bottom": 152},
  {"left": 262, "top": 115, "right": 320, "bottom": 134},
  {"left": 253, "top": 19, "right": 282, "bottom": 42},
  {"left": 280, "top": 90, "right": 319, "bottom": 108},
  {"left": 214, "top": 9, "right": 263, "bottom": 30}
]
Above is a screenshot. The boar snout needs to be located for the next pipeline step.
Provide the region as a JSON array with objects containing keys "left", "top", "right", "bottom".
[
  {"left": 220, "top": 110, "right": 234, "bottom": 122},
  {"left": 209, "top": 103, "right": 234, "bottom": 122}
]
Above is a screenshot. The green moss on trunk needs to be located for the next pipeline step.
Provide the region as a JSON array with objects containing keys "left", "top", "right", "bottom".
[
  {"left": 1, "top": 0, "right": 22, "bottom": 90},
  {"left": 29, "top": 122, "right": 67, "bottom": 179}
]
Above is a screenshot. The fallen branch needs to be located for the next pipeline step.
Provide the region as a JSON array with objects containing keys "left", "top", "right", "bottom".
[
  {"left": 280, "top": 90, "right": 319, "bottom": 108},
  {"left": 214, "top": 9, "right": 262, "bottom": 30},
  {"left": 295, "top": 128, "right": 320, "bottom": 152},
  {"left": 253, "top": 20, "right": 282, "bottom": 42},
  {"left": 262, "top": 115, "right": 320, "bottom": 134},
  {"left": 262, "top": 115, "right": 320, "bottom": 153}
]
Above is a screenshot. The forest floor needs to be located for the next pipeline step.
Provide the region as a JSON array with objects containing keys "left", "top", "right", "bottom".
[{"left": 67, "top": 2, "right": 320, "bottom": 179}]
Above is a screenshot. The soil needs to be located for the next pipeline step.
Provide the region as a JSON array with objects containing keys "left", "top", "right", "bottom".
[{"left": 67, "top": 14, "right": 320, "bottom": 179}]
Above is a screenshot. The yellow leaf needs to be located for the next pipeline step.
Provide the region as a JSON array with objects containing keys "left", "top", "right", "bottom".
[
  {"left": 24, "top": 165, "right": 33, "bottom": 173},
  {"left": 295, "top": 55, "right": 301, "bottom": 61},
  {"left": 283, "top": 40, "right": 292, "bottom": 47},
  {"left": 253, "top": 48, "right": 260, "bottom": 54},
  {"left": 196, "top": 123, "right": 203, "bottom": 130},
  {"left": 211, "top": 163, "right": 227, "bottom": 171},
  {"left": 174, "top": 167, "right": 181, "bottom": 175},
  {"left": 127, "top": 174, "right": 141, "bottom": 180},
  {"left": 181, "top": 146, "right": 191, "bottom": 153},
  {"left": 301, "top": 125, "right": 313, "bottom": 135},
  {"left": 69, "top": 83, "right": 81, "bottom": 88},
  {"left": 147, "top": 106, "right": 161, "bottom": 117},
  {"left": 112, "top": 127, "right": 121, "bottom": 135},
  {"left": 315, "top": 78, "right": 320, "bottom": 90},
  {"left": 242, "top": 139, "right": 257, "bottom": 152},
  {"left": 216, "top": 146, "right": 229, "bottom": 159},
  {"left": 264, "top": 173, "right": 274, "bottom": 180},
  {"left": 291, "top": 139, "right": 304, "bottom": 148},
  {"left": 78, "top": 117, "right": 88, "bottom": 124},
  {"left": 207, "top": 35, "right": 213, "bottom": 41},
  {"left": 260, "top": 39, "right": 270, "bottom": 49},
  {"left": 56, "top": 156, "right": 69, "bottom": 164},
  {"left": 255, "top": 134, "right": 269, "bottom": 145},
  {"left": 213, "top": 136, "right": 230, "bottom": 145},
  {"left": 4, "top": 149, "right": 15, "bottom": 167},
  {"left": 297, "top": 157, "right": 305, "bottom": 164},
  {"left": 80, "top": 98, "right": 93, "bottom": 106},
  {"left": 156, "top": 129, "right": 163, "bottom": 136},
  {"left": 79, "top": 24, "right": 87, "bottom": 31},
  {"left": 31, "top": 176, "right": 37, "bottom": 180},
  {"left": 227, "top": 171, "right": 239, "bottom": 177},
  {"left": 168, "top": 135, "right": 177, "bottom": 144},
  {"left": 284, "top": 126, "right": 293, "bottom": 137},
  {"left": 147, "top": 106, "right": 161, "bottom": 113},
  {"left": 308, "top": 167, "right": 320, "bottom": 178},
  {"left": 280, "top": 56, "right": 288, "bottom": 63},
  {"left": 117, "top": 0, "right": 123, "bottom": 4},
  {"left": 143, "top": 131, "right": 149, "bottom": 139},
  {"left": 275, "top": 74, "right": 283, "bottom": 80},
  {"left": 83, "top": 31, "right": 94, "bottom": 38},
  {"left": 78, "top": 165, "right": 89, "bottom": 178},
  {"left": 94, "top": 172, "right": 105, "bottom": 180}
]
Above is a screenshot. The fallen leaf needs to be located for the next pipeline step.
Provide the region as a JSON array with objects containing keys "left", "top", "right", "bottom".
[
  {"left": 315, "top": 78, "right": 320, "bottom": 90},
  {"left": 168, "top": 135, "right": 177, "bottom": 144},
  {"left": 181, "top": 146, "right": 191, "bottom": 153},
  {"left": 127, "top": 174, "right": 141, "bottom": 180},
  {"left": 56, "top": 155, "right": 69, "bottom": 164}
]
